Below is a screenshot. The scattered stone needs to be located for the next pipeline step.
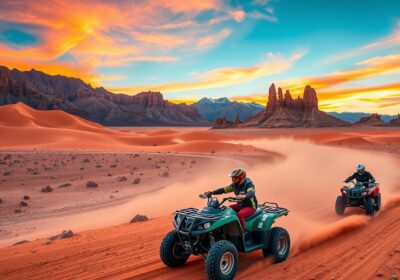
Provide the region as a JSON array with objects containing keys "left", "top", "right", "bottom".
[
  {"left": 162, "top": 171, "right": 169, "bottom": 177},
  {"left": 12, "top": 240, "right": 29, "bottom": 246},
  {"left": 80, "top": 167, "right": 84, "bottom": 171},
  {"left": 3, "top": 171, "right": 11, "bottom": 176},
  {"left": 133, "top": 178, "right": 141, "bottom": 184},
  {"left": 107, "top": 173, "right": 113, "bottom": 176},
  {"left": 110, "top": 164, "right": 117, "bottom": 168},
  {"left": 154, "top": 165, "right": 161, "bottom": 169},
  {"left": 50, "top": 176, "right": 57, "bottom": 179},
  {"left": 49, "top": 230, "right": 74, "bottom": 240},
  {"left": 190, "top": 160, "right": 196, "bottom": 164},
  {"left": 117, "top": 176, "right": 127, "bottom": 182},
  {"left": 44, "top": 241, "right": 52, "bottom": 246},
  {"left": 148, "top": 157, "right": 152, "bottom": 161},
  {"left": 41, "top": 186, "right": 53, "bottom": 193},
  {"left": 130, "top": 214, "right": 149, "bottom": 223},
  {"left": 14, "top": 209, "right": 22, "bottom": 213},
  {"left": 58, "top": 183, "right": 72, "bottom": 188},
  {"left": 376, "top": 271, "right": 385, "bottom": 277},
  {"left": 391, "top": 274, "right": 398, "bottom": 280},
  {"left": 96, "top": 164, "right": 102, "bottom": 168},
  {"left": 211, "top": 150, "right": 215, "bottom": 154},
  {"left": 23, "top": 195, "right": 30, "bottom": 200},
  {"left": 83, "top": 159, "right": 90, "bottom": 163},
  {"left": 86, "top": 181, "right": 98, "bottom": 188},
  {"left": 110, "top": 195, "right": 114, "bottom": 198},
  {"left": 20, "top": 201, "right": 28, "bottom": 207}
]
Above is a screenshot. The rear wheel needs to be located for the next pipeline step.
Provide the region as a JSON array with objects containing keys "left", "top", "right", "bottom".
[
  {"left": 365, "top": 198, "right": 375, "bottom": 216},
  {"left": 375, "top": 193, "right": 381, "bottom": 211},
  {"left": 335, "top": 195, "right": 346, "bottom": 215},
  {"left": 205, "top": 240, "right": 238, "bottom": 280},
  {"left": 160, "top": 230, "right": 190, "bottom": 267},
  {"left": 263, "top": 227, "right": 290, "bottom": 263}
]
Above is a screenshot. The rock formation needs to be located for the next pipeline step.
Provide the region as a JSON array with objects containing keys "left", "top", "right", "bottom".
[
  {"left": 213, "top": 115, "right": 241, "bottom": 128},
  {"left": 214, "top": 83, "right": 349, "bottom": 128},
  {"left": 388, "top": 114, "right": 400, "bottom": 126},
  {"left": 0, "top": 66, "right": 208, "bottom": 126},
  {"left": 354, "top": 113, "right": 386, "bottom": 126}
]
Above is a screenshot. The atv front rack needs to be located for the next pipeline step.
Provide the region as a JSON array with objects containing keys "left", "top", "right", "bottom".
[
  {"left": 176, "top": 208, "right": 223, "bottom": 220},
  {"left": 258, "top": 202, "right": 289, "bottom": 215}
]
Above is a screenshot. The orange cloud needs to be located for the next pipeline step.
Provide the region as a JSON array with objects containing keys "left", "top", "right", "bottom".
[
  {"left": 109, "top": 51, "right": 306, "bottom": 94},
  {"left": 0, "top": 0, "right": 246, "bottom": 84}
]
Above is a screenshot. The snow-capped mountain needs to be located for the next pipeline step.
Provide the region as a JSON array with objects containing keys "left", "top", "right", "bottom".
[{"left": 191, "top": 97, "right": 264, "bottom": 122}]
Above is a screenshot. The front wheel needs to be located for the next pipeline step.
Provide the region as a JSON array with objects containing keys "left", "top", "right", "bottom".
[
  {"left": 263, "top": 227, "right": 290, "bottom": 263},
  {"left": 335, "top": 196, "right": 346, "bottom": 215},
  {"left": 205, "top": 240, "right": 238, "bottom": 280},
  {"left": 365, "top": 198, "right": 375, "bottom": 216},
  {"left": 160, "top": 230, "right": 190, "bottom": 267},
  {"left": 375, "top": 193, "right": 381, "bottom": 211}
]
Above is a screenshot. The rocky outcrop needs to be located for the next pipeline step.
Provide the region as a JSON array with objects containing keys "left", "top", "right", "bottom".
[
  {"left": 388, "top": 114, "right": 400, "bottom": 126},
  {"left": 213, "top": 115, "right": 241, "bottom": 128},
  {"left": 214, "top": 83, "right": 349, "bottom": 128},
  {"left": 0, "top": 66, "right": 208, "bottom": 126},
  {"left": 354, "top": 114, "right": 386, "bottom": 126}
]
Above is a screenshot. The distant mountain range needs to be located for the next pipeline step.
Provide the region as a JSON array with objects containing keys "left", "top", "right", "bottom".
[
  {"left": 191, "top": 97, "right": 264, "bottom": 122},
  {"left": 0, "top": 66, "right": 208, "bottom": 126},
  {"left": 327, "top": 112, "right": 397, "bottom": 123}
]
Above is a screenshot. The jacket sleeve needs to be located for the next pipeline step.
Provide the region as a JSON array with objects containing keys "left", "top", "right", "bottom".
[
  {"left": 213, "top": 184, "right": 233, "bottom": 195},
  {"left": 345, "top": 173, "right": 356, "bottom": 182},
  {"left": 245, "top": 183, "right": 255, "bottom": 198},
  {"left": 367, "top": 172, "right": 376, "bottom": 183}
]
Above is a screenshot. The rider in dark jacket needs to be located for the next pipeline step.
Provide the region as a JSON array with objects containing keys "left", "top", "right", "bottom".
[
  {"left": 205, "top": 168, "right": 257, "bottom": 231},
  {"left": 344, "top": 163, "right": 375, "bottom": 187}
]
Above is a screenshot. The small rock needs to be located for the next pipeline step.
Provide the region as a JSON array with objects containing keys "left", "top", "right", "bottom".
[
  {"left": 86, "top": 181, "right": 98, "bottom": 188},
  {"left": 391, "top": 274, "right": 399, "bottom": 280},
  {"left": 41, "top": 186, "right": 53, "bottom": 193},
  {"left": 12, "top": 240, "right": 29, "bottom": 246},
  {"left": 58, "top": 183, "right": 72, "bottom": 188},
  {"left": 14, "top": 209, "right": 22, "bottom": 213},
  {"left": 107, "top": 173, "right": 113, "bottom": 176},
  {"left": 190, "top": 160, "right": 196, "bottom": 164},
  {"left": 19, "top": 201, "right": 28, "bottom": 207},
  {"left": 83, "top": 159, "right": 90, "bottom": 163},
  {"left": 110, "top": 164, "right": 117, "bottom": 168},
  {"left": 44, "top": 241, "right": 52, "bottom": 246},
  {"left": 23, "top": 195, "right": 30, "bottom": 200},
  {"left": 96, "top": 164, "right": 102, "bottom": 168},
  {"left": 117, "top": 176, "right": 127, "bottom": 182},
  {"left": 3, "top": 171, "right": 11, "bottom": 176},
  {"left": 211, "top": 150, "right": 215, "bottom": 154},
  {"left": 50, "top": 176, "right": 57, "bottom": 179},
  {"left": 130, "top": 214, "right": 149, "bottom": 223},
  {"left": 0, "top": 198, "right": 2, "bottom": 203},
  {"left": 376, "top": 271, "right": 385, "bottom": 277},
  {"left": 49, "top": 230, "right": 74, "bottom": 240},
  {"left": 133, "top": 178, "right": 141, "bottom": 184},
  {"left": 162, "top": 171, "right": 169, "bottom": 178}
]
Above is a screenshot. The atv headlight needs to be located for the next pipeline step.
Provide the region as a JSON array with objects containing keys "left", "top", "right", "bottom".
[{"left": 203, "top": 222, "right": 211, "bottom": 229}]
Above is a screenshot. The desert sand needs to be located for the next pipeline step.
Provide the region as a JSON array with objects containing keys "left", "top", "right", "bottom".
[{"left": 0, "top": 103, "right": 399, "bottom": 279}]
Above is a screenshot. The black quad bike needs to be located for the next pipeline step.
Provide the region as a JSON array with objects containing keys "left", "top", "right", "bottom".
[
  {"left": 335, "top": 180, "right": 381, "bottom": 216},
  {"left": 160, "top": 194, "right": 290, "bottom": 280}
]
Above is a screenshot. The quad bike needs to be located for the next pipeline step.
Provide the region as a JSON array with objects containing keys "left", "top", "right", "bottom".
[
  {"left": 335, "top": 180, "right": 381, "bottom": 216},
  {"left": 160, "top": 194, "right": 290, "bottom": 280}
]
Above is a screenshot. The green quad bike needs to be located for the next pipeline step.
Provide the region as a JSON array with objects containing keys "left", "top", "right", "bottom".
[{"left": 160, "top": 194, "right": 290, "bottom": 280}]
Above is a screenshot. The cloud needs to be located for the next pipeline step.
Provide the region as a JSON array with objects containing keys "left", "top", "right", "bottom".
[
  {"left": 109, "top": 50, "right": 306, "bottom": 93},
  {"left": 326, "top": 22, "right": 400, "bottom": 63},
  {"left": 0, "top": 0, "right": 266, "bottom": 84}
]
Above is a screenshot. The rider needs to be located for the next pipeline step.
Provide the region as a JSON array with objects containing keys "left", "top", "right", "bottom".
[
  {"left": 205, "top": 168, "right": 257, "bottom": 231},
  {"left": 344, "top": 163, "right": 375, "bottom": 188}
]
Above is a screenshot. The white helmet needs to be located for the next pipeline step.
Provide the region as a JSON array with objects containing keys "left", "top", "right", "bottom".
[{"left": 356, "top": 163, "right": 365, "bottom": 173}]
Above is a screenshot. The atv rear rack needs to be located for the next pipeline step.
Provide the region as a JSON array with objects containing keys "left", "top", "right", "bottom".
[
  {"left": 258, "top": 202, "right": 289, "bottom": 215},
  {"left": 176, "top": 208, "right": 223, "bottom": 220}
]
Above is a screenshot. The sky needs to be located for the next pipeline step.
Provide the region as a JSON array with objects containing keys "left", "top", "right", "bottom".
[{"left": 0, "top": 0, "right": 399, "bottom": 114}]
